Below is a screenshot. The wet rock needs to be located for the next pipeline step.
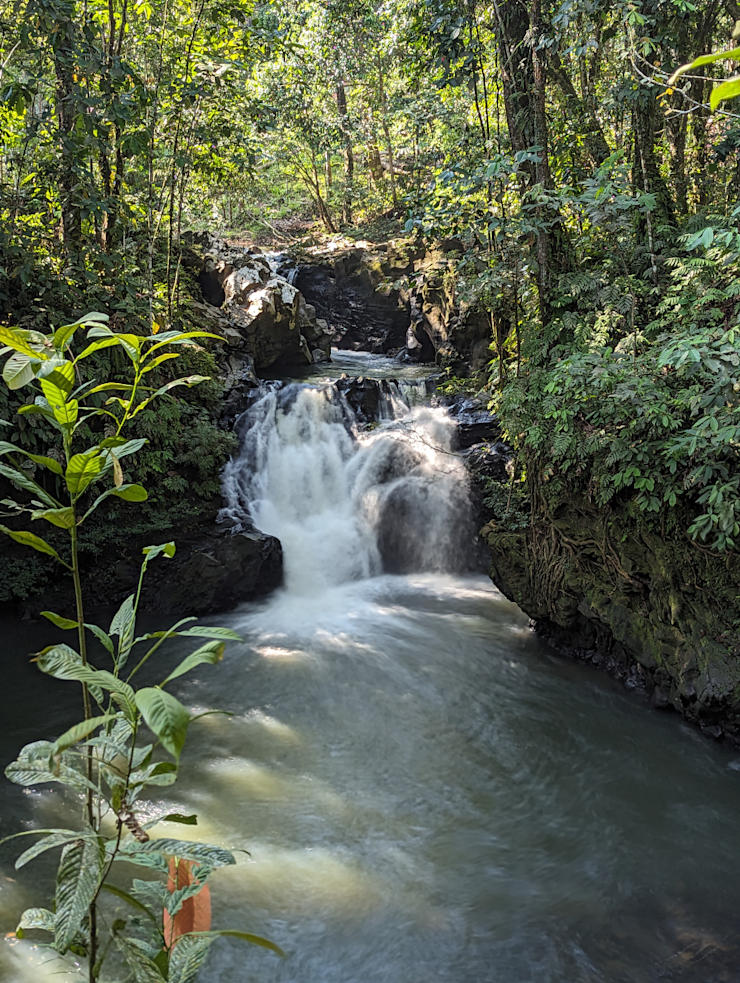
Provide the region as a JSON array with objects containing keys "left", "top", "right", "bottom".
[
  {"left": 445, "top": 396, "right": 500, "bottom": 449},
  {"left": 481, "top": 496, "right": 740, "bottom": 742},
  {"left": 294, "top": 259, "right": 409, "bottom": 354},
  {"left": 185, "top": 232, "right": 333, "bottom": 372},
  {"left": 223, "top": 265, "right": 269, "bottom": 305},
  {"left": 220, "top": 353, "right": 260, "bottom": 428},
  {"left": 462, "top": 441, "right": 509, "bottom": 483},
  {"left": 335, "top": 375, "right": 387, "bottom": 423},
  {"left": 139, "top": 524, "right": 283, "bottom": 616}
]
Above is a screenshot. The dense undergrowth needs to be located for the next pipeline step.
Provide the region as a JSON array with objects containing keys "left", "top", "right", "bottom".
[{"left": 0, "top": 242, "right": 235, "bottom": 604}]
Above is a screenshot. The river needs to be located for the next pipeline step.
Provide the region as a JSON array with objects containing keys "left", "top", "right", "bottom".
[{"left": 2, "top": 353, "right": 740, "bottom": 982}]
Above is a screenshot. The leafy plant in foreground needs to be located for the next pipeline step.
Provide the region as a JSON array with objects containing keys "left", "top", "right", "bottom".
[{"left": 0, "top": 315, "right": 283, "bottom": 981}]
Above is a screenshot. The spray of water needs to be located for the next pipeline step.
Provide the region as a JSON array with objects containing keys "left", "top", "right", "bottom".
[{"left": 221, "top": 381, "right": 473, "bottom": 596}]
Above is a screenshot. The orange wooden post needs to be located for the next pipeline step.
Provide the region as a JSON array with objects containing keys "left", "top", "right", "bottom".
[{"left": 163, "top": 858, "right": 212, "bottom": 947}]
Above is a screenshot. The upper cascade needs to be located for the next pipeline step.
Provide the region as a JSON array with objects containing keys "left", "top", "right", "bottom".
[{"left": 221, "top": 378, "right": 475, "bottom": 596}]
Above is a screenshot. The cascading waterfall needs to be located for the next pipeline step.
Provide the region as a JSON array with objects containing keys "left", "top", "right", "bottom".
[
  {"left": 4, "top": 355, "right": 740, "bottom": 983},
  {"left": 221, "top": 380, "right": 474, "bottom": 595}
]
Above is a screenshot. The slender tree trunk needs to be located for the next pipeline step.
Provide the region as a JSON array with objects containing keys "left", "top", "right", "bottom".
[
  {"left": 337, "top": 82, "right": 354, "bottom": 224},
  {"left": 367, "top": 124, "right": 384, "bottom": 186},
  {"left": 492, "top": 0, "right": 570, "bottom": 325},
  {"left": 549, "top": 50, "right": 611, "bottom": 166},
  {"left": 51, "top": 0, "right": 82, "bottom": 258},
  {"left": 376, "top": 54, "right": 397, "bottom": 205},
  {"left": 632, "top": 93, "right": 675, "bottom": 228},
  {"left": 492, "top": 0, "right": 536, "bottom": 179},
  {"left": 309, "top": 149, "right": 337, "bottom": 232}
]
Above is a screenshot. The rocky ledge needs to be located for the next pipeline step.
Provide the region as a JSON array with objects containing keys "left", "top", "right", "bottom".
[
  {"left": 289, "top": 239, "right": 493, "bottom": 372},
  {"left": 137, "top": 522, "right": 283, "bottom": 617},
  {"left": 482, "top": 496, "right": 740, "bottom": 743}
]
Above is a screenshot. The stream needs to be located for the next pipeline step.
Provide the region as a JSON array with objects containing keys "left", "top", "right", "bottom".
[{"left": 2, "top": 353, "right": 740, "bottom": 982}]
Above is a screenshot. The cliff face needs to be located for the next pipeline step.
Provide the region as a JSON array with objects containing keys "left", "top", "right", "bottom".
[
  {"left": 294, "top": 240, "right": 492, "bottom": 370},
  {"left": 482, "top": 493, "right": 740, "bottom": 740}
]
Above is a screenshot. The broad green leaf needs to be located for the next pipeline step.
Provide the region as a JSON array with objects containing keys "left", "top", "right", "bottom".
[
  {"left": 87, "top": 326, "right": 141, "bottom": 361},
  {"left": 15, "top": 830, "right": 90, "bottom": 870},
  {"left": 53, "top": 397, "right": 79, "bottom": 428},
  {"left": 115, "top": 483, "right": 147, "bottom": 501},
  {"left": 115, "top": 936, "right": 168, "bottom": 982},
  {"left": 86, "top": 382, "right": 136, "bottom": 396},
  {"left": 160, "top": 814, "right": 198, "bottom": 825},
  {"left": 162, "top": 641, "right": 225, "bottom": 686},
  {"left": 110, "top": 594, "right": 136, "bottom": 667},
  {"left": 75, "top": 336, "right": 122, "bottom": 361},
  {"left": 129, "top": 376, "right": 211, "bottom": 420},
  {"left": 2, "top": 352, "right": 35, "bottom": 389},
  {"left": 168, "top": 935, "right": 214, "bottom": 983},
  {"left": 101, "top": 437, "right": 147, "bottom": 466},
  {"left": 52, "top": 322, "right": 79, "bottom": 352},
  {"left": 0, "top": 327, "right": 46, "bottom": 359},
  {"left": 0, "top": 462, "right": 60, "bottom": 507},
  {"left": 669, "top": 45, "right": 740, "bottom": 80},
  {"left": 32, "top": 507, "right": 76, "bottom": 529},
  {"left": 86, "top": 622, "right": 115, "bottom": 656},
  {"left": 25, "top": 453, "right": 63, "bottom": 475},
  {"left": 65, "top": 450, "right": 103, "bottom": 497},
  {"left": 187, "top": 930, "right": 285, "bottom": 957},
  {"left": 5, "top": 740, "right": 98, "bottom": 792},
  {"left": 132, "top": 760, "right": 178, "bottom": 787},
  {"left": 55, "top": 836, "right": 104, "bottom": 952},
  {"left": 41, "top": 611, "right": 78, "bottom": 630},
  {"left": 84, "top": 483, "right": 148, "bottom": 519},
  {"left": 710, "top": 76, "right": 740, "bottom": 110},
  {"left": 175, "top": 626, "right": 242, "bottom": 641},
  {"left": 0, "top": 440, "right": 62, "bottom": 474},
  {"left": 142, "top": 352, "right": 181, "bottom": 374},
  {"left": 36, "top": 647, "right": 136, "bottom": 718},
  {"left": 52, "top": 715, "right": 113, "bottom": 753},
  {"left": 145, "top": 330, "right": 220, "bottom": 353},
  {"left": 143, "top": 541, "right": 177, "bottom": 560},
  {"left": 53, "top": 313, "right": 108, "bottom": 352},
  {"left": 17, "top": 907, "right": 55, "bottom": 935},
  {"left": 17, "top": 397, "right": 61, "bottom": 431},
  {"left": 0, "top": 525, "right": 67, "bottom": 565},
  {"left": 135, "top": 688, "right": 190, "bottom": 759},
  {"left": 120, "top": 838, "right": 235, "bottom": 868},
  {"left": 38, "top": 358, "right": 75, "bottom": 395}
]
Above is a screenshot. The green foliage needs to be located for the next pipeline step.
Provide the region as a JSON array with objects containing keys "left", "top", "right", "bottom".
[
  {"left": 0, "top": 318, "right": 283, "bottom": 981},
  {"left": 494, "top": 206, "right": 740, "bottom": 552}
]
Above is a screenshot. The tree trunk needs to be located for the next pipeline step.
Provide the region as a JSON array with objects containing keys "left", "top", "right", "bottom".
[
  {"left": 549, "top": 50, "right": 611, "bottom": 166},
  {"left": 493, "top": 0, "right": 570, "bottom": 325},
  {"left": 337, "top": 82, "right": 354, "bottom": 225},
  {"left": 632, "top": 89, "right": 676, "bottom": 229},
  {"left": 376, "top": 54, "right": 397, "bottom": 205},
  {"left": 493, "top": 0, "right": 537, "bottom": 181},
  {"left": 51, "top": 0, "right": 82, "bottom": 257}
]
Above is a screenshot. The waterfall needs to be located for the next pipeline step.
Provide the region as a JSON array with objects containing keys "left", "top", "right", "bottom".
[{"left": 221, "top": 381, "right": 474, "bottom": 596}]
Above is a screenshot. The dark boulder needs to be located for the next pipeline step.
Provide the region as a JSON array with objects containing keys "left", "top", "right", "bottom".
[
  {"left": 444, "top": 396, "right": 501, "bottom": 449},
  {"left": 335, "top": 375, "right": 393, "bottom": 424},
  {"left": 139, "top": 525, "right": 283, "bottom": 616}
]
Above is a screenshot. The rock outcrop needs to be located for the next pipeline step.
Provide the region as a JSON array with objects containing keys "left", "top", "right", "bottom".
[
  {"left": 293, "top": 240, "right": 492, "bottom": 371},
  {"left": 184, "top": 233, "right": 333, "bottom": 375},
  {"left": 482, "top": 495, "right": 740, "bottom": 742},
  {"left": 139, "top": 523, "right": 283, "bottom": 616}
]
